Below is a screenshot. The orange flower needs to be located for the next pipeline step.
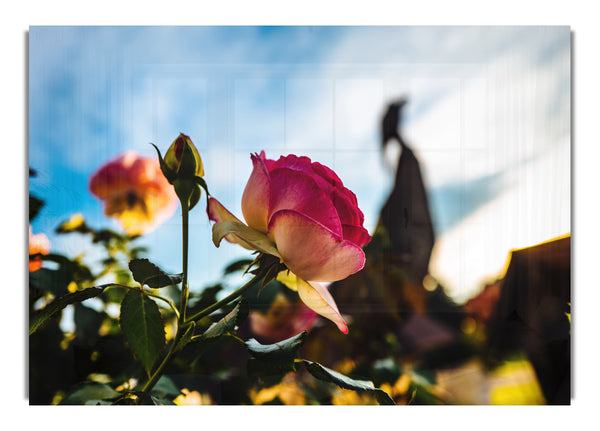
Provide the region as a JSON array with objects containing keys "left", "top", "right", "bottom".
[
  {"left": 89, "top": 151, "right": 178, "bottom": 236},
  {"left": 29, "top": 225, "right": 50, "bottom": 272}
]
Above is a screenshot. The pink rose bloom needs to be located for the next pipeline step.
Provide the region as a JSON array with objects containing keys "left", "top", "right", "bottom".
[
  {"left": 29, "top": 225, "right": 50, "bottom": 272},
  {"left": 209, "top": 152, "right": 371, "bottom": 333},
  {"left": 250, "top": 293, "right": 319, "bottom": 342},
  {"left": 89, "top": 151, "right": 178, "bottom": 236}
]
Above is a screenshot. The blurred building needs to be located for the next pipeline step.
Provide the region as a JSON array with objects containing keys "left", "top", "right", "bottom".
[{"left": 485, "top": 234, "right": 571, "bottom": 404}]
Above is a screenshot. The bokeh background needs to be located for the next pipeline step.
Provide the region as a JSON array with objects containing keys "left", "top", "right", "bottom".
[{"left": 29, "top": 26, "right": 570, "bottom": 309}]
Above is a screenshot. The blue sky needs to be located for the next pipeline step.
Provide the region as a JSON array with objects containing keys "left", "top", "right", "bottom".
[{"left": 29, "top": 26, "right": 571, "bottom": 302}]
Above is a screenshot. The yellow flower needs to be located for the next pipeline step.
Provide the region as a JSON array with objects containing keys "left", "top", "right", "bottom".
[
  {"left": 331, "top": 388, "right": 378, "bottom": 405},
  {"left": 250, "top": 373, "right": 306, "bottom": 405},
  {"left": 173, "top": 388, "right": 213, "bottom": 405}
]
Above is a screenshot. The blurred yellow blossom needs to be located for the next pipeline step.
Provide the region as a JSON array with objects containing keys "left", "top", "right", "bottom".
[
  {"left": 250, "top": 373, "right": 306, "bottom": 405},
  {"left": 380, "top": 374, "right": 412, "bottom": 401},
  {"left": 115, "top": 378, "right": 138, "bottom": 392},
  {"left": 59, "top": 213, "right": 86, "bottom": 232},
  {"left": 173, "top": 388, "right": 213, "bottom": 405},
  {"left": 331, "top": 388, "right": 378, "bottom": 405}
]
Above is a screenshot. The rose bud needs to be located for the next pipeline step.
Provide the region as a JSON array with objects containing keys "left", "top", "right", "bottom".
[
  {"left": 164, "top": 133, "right": 204, "bottom": 181},
  {"left": 152, "top": 133, "right": 206, "bottom": 210}
]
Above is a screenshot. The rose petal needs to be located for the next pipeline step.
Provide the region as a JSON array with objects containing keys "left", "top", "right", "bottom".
[
  {"left": 241, "top": 153, "right": 271, "bottom": 233},
  {"left": 209, "top": 197, "right": 263, "bottom": 251},
  {"left": 296, "top": 278, "right": 348, "bottom": 334},
  {"left": 269, "top": 167, "right": 342, "bottom": 236},
  {"left": 310, "top": 161, "right": 345, "bottom": 190},
  {"left": 268, "top": 209, "right": 365, "bottom": 282},
  {"left": 270, "top": 154, "right": 313, "bottom": 173},
  {"left": 213, "top": 220, "right": 281, "bottom": 257},
  {"left": 249, "top": 292, "right": 319, "bottom": 342},
  {"left": 208, "top": 196, "right": 243, "bottom": 224},
  {"left": 329, "top": 187, "right": 365, "bottom": 226},
  {"left": 342, "top": 224, "right": 372, "bottom": 248},
  {"left": 276, "top": 270, "right": 299, "bottom": 291}
]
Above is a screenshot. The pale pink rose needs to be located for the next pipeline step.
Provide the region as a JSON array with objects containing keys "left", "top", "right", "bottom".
[
  {"left": 89, "top": 151, "right": 178, "bottom": 236},
  {"left": 29, "top": 225, "right": 50, "bottom": 272},
  {"left": 250, "top": 293, "right": 319, "bottom": 342},
  {"left": 209, "top": 152, "right": 371, "bottom": 333}
]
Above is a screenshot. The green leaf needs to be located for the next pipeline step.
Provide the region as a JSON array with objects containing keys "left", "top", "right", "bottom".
[
  {"left": 245, "top": 331, "right": 307, "bottom": 376},
  {"left": 128, "top": 258, "right": 183, "bottom": 289},
  {"left": 198, "top": 300, "right": 248, "bottom": 340},
  {"left": 152, "top": 396, "right": 177, "bottom": 405},
  {"left": 60, "top": 383, "right": 120, "bottom": 405},
  {"left": 42, "top": 253, "right": 93, "bottom": 281},
  {"left": 113, "top": 392, "right": 154, "bottom": 405},
  {"left": 74, "top": 303, "right": 106, "bottom": 341},
  {"left": 151, "top": 375, "right": 181, "bottom": 399},
  {"left": 119, "top": 289, "right": 166, "bottom": 373},
  {"left": 55, "top": 215, "right": 90, "bottom": 234},
  {"left": 29, "top": 195, "right": 44, "bottom": 221},
  {"left": 29, "top": 286, "right": 106, "bottom": 335},
  {"left": 302, "top": 361, "right": 395, "bottom": 405},
  {"left": 29, "top": 267, "right": 72, "bottom": 296},
  {"left": 91, "top": 228, "right": 127, "bottom": 244}
]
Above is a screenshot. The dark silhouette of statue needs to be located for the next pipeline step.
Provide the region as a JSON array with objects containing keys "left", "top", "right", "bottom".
[
  {"left": 377, "top": 99, "right": 435, "bottom": 285},
  {"left": 313, "top": 99, "right": 468, "bottom": 373}
]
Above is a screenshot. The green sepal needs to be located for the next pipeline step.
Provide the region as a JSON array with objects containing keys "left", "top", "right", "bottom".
[
  {"left": 173, "top": 178, "right": 197, "bottom": 209},
  {"left": 188, "top": 183, "right": 202, "bottom": 211},
  {"left": 195, "top": 175, "right": 210, "bottom": 196},
  {"left": 177, "top": 137, "right": 200, "bottom": 180},
  {"left": 151, "top": 143, "right": 176, "bottom": 184}
]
